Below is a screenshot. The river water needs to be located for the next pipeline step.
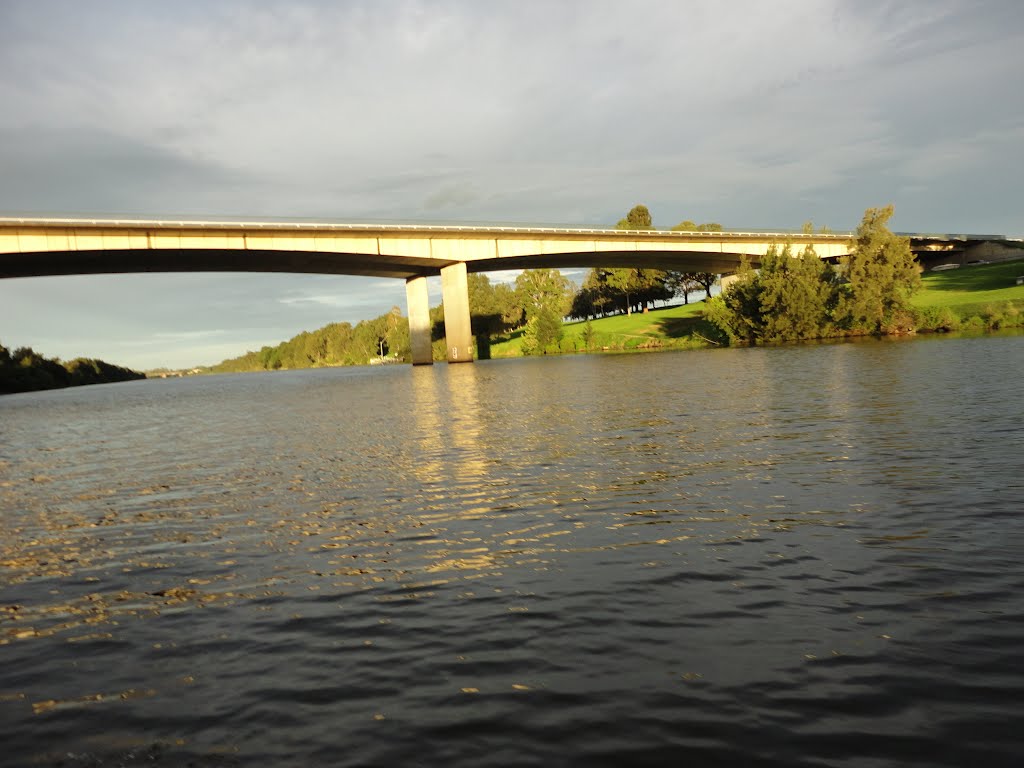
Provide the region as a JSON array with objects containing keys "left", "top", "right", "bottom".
[{"left": 2, "top": 335, "right": 1023, "bottom": 767}]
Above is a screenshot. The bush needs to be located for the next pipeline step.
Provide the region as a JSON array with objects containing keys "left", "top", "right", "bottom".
[
  {"left": 962, "top": 315, "right": 986, "bottom": 330},
  {"left": 915, "top": 306, "right": 961, "bottom": 332},
  {"left": 982, "top": 305, "right": 1005, "bottom": 329}
]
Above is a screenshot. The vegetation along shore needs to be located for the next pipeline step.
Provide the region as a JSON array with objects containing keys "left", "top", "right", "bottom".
[
  {"left": 0, "top": 345, "right": 145, "bottom": 395},
  {"left": 210, "top": 205, "right": 1024, "bottom": 372},
  {"left": 5, "top": 205, "right": 1021, "bottom": 389}
]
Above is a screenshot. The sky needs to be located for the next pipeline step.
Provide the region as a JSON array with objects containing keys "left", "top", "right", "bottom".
[{"left": 1, "top": 0, "right": 1022, "bottom": 370}]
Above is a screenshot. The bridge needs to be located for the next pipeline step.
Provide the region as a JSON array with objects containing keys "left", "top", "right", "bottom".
[{"left": 0, "top": 216, "right": 1006, "bottom": 365}]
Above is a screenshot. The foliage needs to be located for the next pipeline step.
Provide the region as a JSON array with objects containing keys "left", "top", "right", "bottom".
[
  {"left": 514, "top": 268, "right": 574, "bottom": 322},
  {"left": 0, "top": 343, "right": 145, "bottom": 395},
  {"left": 571, "top": 207, "right": 725, "bottom": 318},
  {"left": 759, "top": 245, "right": 838, "bottom": 341},
  {"left": 468, "top": 272, "right": 523, "bottom": 335},
  {"left": 670, "top": 221, "right": 723, "bottom": 232},
  {"left": 492, "top": 302, "right": 715, "bottom": 357},
  {"left": 521, "top": 306, "right": 564, "bottom": 355},
  {"left": 835, "top": 205, "right": 921, "bottom": 334},
  {"left": 213, "top": 307, "right": 412, "bottom": 372},
  {"left": 703, "top": 259, "right": 767, "bottom": 344},
  {"left": 467, "top": 273, "right": 523, "bottom": 358},
  {"left": 664, "top": 271, "right": 702, "bottom": 304},
  {"left": 705, "top": 246, "right": 839, "bottom": 344},
  {"left": 616, "top": 204, "right": 653, "bottom": 230},
  {"left": 706, "top": 205, "right": 931, "bottom": 344},
  {"left": 692, "top": 272, "right": 718, "bottom": 299},
  {"left": 571, "top": 267, "right": 674, "bottom": 318}
]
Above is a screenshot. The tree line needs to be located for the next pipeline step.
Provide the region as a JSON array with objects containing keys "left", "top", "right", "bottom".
[
  {"left": 705, "top": 205, "right": 921, "bottom": 343},
  {"left": 0, "top": 343, "right": 145, "bottom": 395},
  {"left": 211, "top": 306, "right": 412, "bottom": 372},
  {"left": 571, "top": 204, "right": 720, "bottom": 322}
]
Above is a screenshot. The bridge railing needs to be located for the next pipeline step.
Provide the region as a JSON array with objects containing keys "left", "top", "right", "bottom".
[{"left": 0, "top": 214, "right": 855, "bottom": 239}]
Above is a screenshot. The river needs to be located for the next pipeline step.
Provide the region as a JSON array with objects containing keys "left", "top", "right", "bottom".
[{"left": 2, "top": 335, "right": 1023, "bottom": 767}]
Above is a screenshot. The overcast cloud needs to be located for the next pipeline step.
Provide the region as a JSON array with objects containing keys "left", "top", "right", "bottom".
[{"left": 1, "top": 0, "right": 1022, "bottom": 369}]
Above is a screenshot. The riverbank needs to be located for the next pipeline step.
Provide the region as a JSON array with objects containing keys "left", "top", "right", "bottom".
[
  {"left": 911, "top": 258, "right": 1024, "bottom": 331},
  {"left": 0, "top": 344, "right": 145, "bottom": 395},
  {"left": 487, "top": 258, "right": 1024, "bottom": 358}
]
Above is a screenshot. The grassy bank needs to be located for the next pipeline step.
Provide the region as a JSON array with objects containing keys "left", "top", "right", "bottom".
[
  {"left": 910, "top": 258, "right": 1024, "bottom": 332},
  {"left": 488, "top": 258, "right": 1024, "bottom": 358},
  {"left": 911, "top": 258, "right": 1024, "bottom": 319},
  {"left": 489, "top": 301, "right": 716, "bottom": 357}
]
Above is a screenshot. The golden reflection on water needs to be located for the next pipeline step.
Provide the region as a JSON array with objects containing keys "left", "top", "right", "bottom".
[{"left": 0, "top": 350, "right": 936, "bottom": 725}]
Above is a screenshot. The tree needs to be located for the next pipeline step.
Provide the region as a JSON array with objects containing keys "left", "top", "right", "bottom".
[
  {"left": 603, "top": 267, "right": 644, "bottom": 315},
  {"left": 384, "top": 305, "right": 410, "bottom": 359},
  {"left": 521, "top": 306, "right": 564, "bottom": 355},
  {"left": 836, "top": 205, "right": 921, "bottom": 334},
  {"left": 635, "top": 269, "right": 674, "bottom": 310},
  {"left": 514, "top": 268, "right": 573, "bottom": 322},
  {"left": 575, "top": 269, "right": 618, "bottom": 318},
  {"left": 671, "top": 220, "right": 723, "bottom": 232},
  {"left": 693, "top": 272, "right": 718, "bottom": 300},
  {"left": 616, "top": 204, "right": 653, "bottom": 230},
  {"left": 703, "top": 258, "right": 767, "bottom": 344},
  {"left": 665, "top": 271, "right": 702, "bottom": 304},
  {"left": 468, "top": 273, "right": 522, "bottom": 357},
  {"left": 704, "top": 245, "right": 839, "bottom": 344},
  {"left": 758, "top": 245, "right": 837, "bottom": 342}
]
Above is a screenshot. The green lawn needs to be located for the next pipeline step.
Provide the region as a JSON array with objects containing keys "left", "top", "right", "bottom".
[
  {"left": 487, "top": 258, "right": 1024, "bottom": 358},
  {"left": 489, "top": 300, "right": 714, "bottom": 357},
  {"left": 912, "top": 258, "right": 1024, "bottom": 315}
]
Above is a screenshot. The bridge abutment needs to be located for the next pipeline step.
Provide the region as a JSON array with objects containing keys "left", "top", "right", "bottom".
[
  {"left": 440, "top": 262, "right": 473, "bottom": 364},
  {"left": 405, "top": 275, "right": 433, "bottom": 365}
]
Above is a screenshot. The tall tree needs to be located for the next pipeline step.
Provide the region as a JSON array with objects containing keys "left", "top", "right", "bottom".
[
  {"left": 758, "top": 245, "right": 837, "bottom": 342},
  {"left": 836, "top": 205, "right": 921, "bottom": 334},
  {"left": 514, "top": 268, "right": 574, "bottom": 322},
  {"left": 603, "top": 267, "right": 644, "bottom": 315},
  {"left": 521, "top": 306, "right": 564, "bottom": 355},
  {"left": 703, "top": 258, "right": 766, "bottom": 344},
  {"left": 616, "top": 204, "right": 653, "bottom": 230},
  {"left": 468, "top": 273, "right": 522, "bottom": 358}
]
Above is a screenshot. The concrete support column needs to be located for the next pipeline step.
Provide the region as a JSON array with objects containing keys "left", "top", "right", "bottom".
[
  {"left": 440, "top": 262, "right": 474, "bottom": 364},
  {"left": 405, "top": 275, "right": 433, "bottom": 365},
  {"left": 719, "top": 272, "right": 739, "bottom": 293}
]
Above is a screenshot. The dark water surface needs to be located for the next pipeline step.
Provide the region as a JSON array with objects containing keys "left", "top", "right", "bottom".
[{"left": 2, "top": 336, "right": 1023, "bottom": 767}]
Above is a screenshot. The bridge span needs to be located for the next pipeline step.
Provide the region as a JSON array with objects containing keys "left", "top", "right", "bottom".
[{"left": 0, "top": 217, "right": 1000, "bottom": 365}]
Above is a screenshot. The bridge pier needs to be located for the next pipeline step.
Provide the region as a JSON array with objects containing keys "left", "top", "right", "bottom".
[
  {"left": 405, "top": 275, "right": 433, "bottom": 365},
  {"left": 440, "top": 262, "right": 473, "bottom": 363}
]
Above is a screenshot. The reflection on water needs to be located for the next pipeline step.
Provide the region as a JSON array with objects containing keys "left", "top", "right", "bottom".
[{"left": 1, "top": 335, "right": 1024, "bottom": 767}]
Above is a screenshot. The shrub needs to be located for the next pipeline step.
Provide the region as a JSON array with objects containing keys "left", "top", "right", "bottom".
[{"left": 915, "top": 306, "right": 960, "bottom": 332}]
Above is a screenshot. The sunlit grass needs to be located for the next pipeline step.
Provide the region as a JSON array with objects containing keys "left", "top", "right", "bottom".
[
  {"left": 912, "top": 258, "right": 1024, "bottom": 311},
  {"left": 488, "top": 258, "right": 1024, "bottom": 358},
  {"left": 489, "top": 301, "right": 713, "bottom": 357}
]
